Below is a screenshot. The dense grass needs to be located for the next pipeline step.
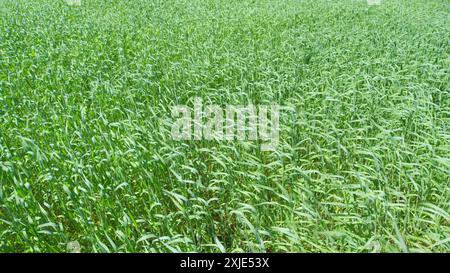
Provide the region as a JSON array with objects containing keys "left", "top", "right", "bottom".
[{"left": 0, "top": 0, "right": 448, "bottom": 252}]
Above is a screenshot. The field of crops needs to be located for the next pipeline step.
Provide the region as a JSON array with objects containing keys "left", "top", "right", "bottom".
[{"left": 0, "top": 0, "right": 448, "bottom": 252}]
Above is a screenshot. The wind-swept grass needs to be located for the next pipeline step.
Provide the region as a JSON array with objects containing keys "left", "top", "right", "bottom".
[{"left": 0, "top": 0, "right": 449, "bottom": 252}]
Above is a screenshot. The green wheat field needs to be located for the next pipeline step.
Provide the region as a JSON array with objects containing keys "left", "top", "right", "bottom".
[{"left": 0, "top": 0, "right": 449, "bottom": 253}]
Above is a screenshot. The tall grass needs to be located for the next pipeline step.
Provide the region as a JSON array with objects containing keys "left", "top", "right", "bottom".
[{"left": 0, "top": 0, "right": 448, "bottom": 252}]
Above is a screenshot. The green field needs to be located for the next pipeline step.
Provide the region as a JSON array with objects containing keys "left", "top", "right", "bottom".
[{"left": 0, "top": 0, "right": 449, "bottom": 252}]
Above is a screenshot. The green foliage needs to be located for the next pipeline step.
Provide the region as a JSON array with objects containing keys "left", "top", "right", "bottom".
[{"left": 0, "top": 0, "right": 448, "bottom": 252}]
